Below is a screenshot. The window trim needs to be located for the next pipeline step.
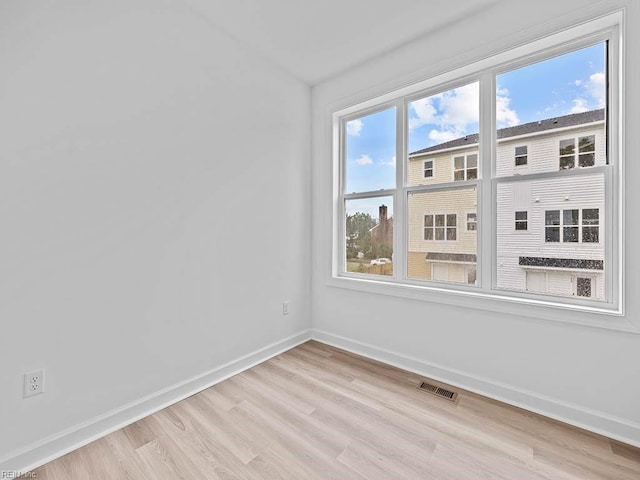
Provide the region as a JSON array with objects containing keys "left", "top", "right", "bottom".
[
  {"left": 544, "top": 208, "right": 600, "bottom": 243},
  {"left": 453, "top": 153, "right": 479, "bottom": 181},
  {"left": 559, "top": 135, "right": 597, "bottom": 170},
  {"left": 423, "top": 159, "right": 434, "bottom": 178},
  {"left": 330, "top": 11, "right": 629, "bottom": 332},
  {"left": 514, "top": 145, "right": 528, "bottom": 167},
  {"left": 515, "top": 210, "right": 528, "bottom": 231}
]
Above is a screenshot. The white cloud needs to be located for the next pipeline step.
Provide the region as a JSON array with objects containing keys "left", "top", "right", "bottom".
[
  {"left": 586, "top": 72, "right": 606, "bottom": 108},
  {"left": 496, "top": 88, "right": 520, "bottom": 127},
  {"left": 570, "top": 98, "right": 589, "bottom": 114},
  {"left": 428, "top": 129, "right": 459, "bottom": 143},
  {"left": 355, "top": 154, "right": 373, "bottom": 166},
  {"left": 569, "top": 71, "right": 605, "bottom": 114},
  {"left": 379, "top": 155, "right": 396, "bottom": 167},
  {"left": 346, "top": 119, "right": 363, "bottom": 136},
  {"left": 409, "top": 83, "right": 481, "bottom": 146}
]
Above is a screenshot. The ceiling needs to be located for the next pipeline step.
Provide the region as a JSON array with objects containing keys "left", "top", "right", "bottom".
[{"left": 181, "top": 0, "right": 502, "bottom": 85}]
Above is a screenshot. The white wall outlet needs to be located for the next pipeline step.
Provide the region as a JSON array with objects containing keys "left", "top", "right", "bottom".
[
  {"left": 24, "top": 369, "right": 45, "bottom": 398},
  {"left": 283, "top": 301, "right": 289, "bottom": 315}
]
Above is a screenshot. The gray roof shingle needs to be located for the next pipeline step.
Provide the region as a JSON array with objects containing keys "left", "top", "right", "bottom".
[{"left": 409, "top": 109, "right": 605, "bottom": 156}]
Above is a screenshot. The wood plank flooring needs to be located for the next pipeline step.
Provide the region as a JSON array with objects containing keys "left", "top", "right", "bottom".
[{"left": 28, "top": 341, "right": 640, "bottom": 479}]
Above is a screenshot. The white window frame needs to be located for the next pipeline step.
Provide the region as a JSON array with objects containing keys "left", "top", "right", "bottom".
[
  {"left": 544, "top": 208, "right": 600, "bottom": 243},
  {"left": 423, "top": 159, "right": 434, "bottom": 178},
  {"left": 515, "top": 210, "right": 528, "bottom": 231},
  {"left": 424, "top": 213, "right": 458, "bottom": 242},
  {"left": 331, "top": 12, "right": 628, "bottom": 332},
  {"left": 559, "top": 135, "right": 597, "bottom": 170},
  {"left": 466, "top": 212, "right": 478, "bottom": 231},
  {"left": 453, "top": 153, "right": 479, "bottom": 181},
  {"left": 514, "top": 145, "right": 528, "bottom": 167}
]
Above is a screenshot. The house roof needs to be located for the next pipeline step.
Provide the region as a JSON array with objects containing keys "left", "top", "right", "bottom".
[
  {"left": 519, "top": 257, "right": 603, "bottom": 270},
  {"left": 409, "top": 109, "right": 605, "bottom": 156}
]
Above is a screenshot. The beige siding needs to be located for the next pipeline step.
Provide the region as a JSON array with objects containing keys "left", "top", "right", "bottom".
[
  {"left": 407, "top": 147, "right": 479, "bottom": 187},
  {"left": 407, "top": 187, "right": 477, "bottom": 253}
]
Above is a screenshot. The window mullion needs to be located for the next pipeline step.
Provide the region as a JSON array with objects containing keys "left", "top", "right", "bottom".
[
  {"left": 395, "top": 99, "right": 407, "bottom": 281},
  {"left": 479, "top": 71, "right": 495, "bottom": 291}
]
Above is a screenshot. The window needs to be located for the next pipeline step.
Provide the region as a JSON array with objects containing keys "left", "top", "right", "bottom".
[
  {"left": 515, "top": 146, "right": 528, "bottom": 166},
  {"left": 576, "top": 277, "right": 592, "bottom": 297},
  {"left": 559, "top": 135, "right": 596, "bottom": 169},
  {"left": 423, "top": 160, "right": 434, "bottom": 178},
  {"left": 467, "top": 213, "right": 477, "bottom": 231},
  {"left": 424, "top": 214, "right": 457, "bottom": 241},
  {"left": 453, "top": 154, "right": 478, "bottom": 181},
  {"left": 335, "top": 15, "right": 621, "bottom": 316},
  {"left": 545, "top": 209, "right": 599, "bottom": 243}
]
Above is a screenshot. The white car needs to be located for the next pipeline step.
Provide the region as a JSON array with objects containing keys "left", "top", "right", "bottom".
[{"left": 370, "top": 258, "right": 392, "bottom": 266}]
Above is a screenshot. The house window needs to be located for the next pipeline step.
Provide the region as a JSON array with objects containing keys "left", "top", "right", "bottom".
[
  {"left": 515, "top": 211, "right": 528, "bottom": 231},
  {"left": 515, "top": 146, "right": 528, "bottom": 166},
  {"left": 424, "top": 214, "right": 457, "bottom": 241},
  {"left": 559, "top": 135, "right": 596, "bottom": 169},
  {"left": 467, "top": 213, "right": 477, "bottom": 231},
  {"left": 423, "top": 160, "right": 434, "bottom": 178},
  {"left": 582, "top": 208, "right": 599, "bottom": 242},
  {"left": 544, "top": 209, "right": 599, "bottom": 243},
  {"left": 335, "top": 17, "right": 620, "bottom": 315},
  {"left": 453, "top": 154, "right": 478, "bottom": 181},
  {"left": 576, "top": 277, "right": 592, "bottom": 297}
]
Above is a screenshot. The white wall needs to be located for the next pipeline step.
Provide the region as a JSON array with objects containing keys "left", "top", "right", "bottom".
[
  {"left": 312, "top": 0, "right": 640, "bottom": 445},
  {"left": 0, "top": 0, "right": 310, "bottom": 470}
]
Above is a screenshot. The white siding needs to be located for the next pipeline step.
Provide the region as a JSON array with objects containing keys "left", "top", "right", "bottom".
[
  {"left": 496, "top": 123, "right": 606, "bottom": 177},
  {"left": 496, "top": 172, "right": 605, "bottom": 300}
]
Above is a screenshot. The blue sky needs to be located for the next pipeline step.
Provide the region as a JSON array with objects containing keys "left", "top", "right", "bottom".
[{"left": 345, "top": 42, "right": 605, "bottom": 218}]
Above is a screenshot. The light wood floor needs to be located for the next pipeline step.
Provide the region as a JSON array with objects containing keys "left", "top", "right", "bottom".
[{"left": 29, "top": 341, "right": 640, "bottom": 479}]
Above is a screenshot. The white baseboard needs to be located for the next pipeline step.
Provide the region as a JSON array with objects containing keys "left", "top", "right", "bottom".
[
  {"left": 0, "top": 329, "right": 312, "bottom": 475},
  {"left": 311, "top": 328, "right": 640, "bottom": 448}
]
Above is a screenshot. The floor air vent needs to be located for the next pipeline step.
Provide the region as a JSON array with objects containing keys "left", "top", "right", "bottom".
[{"left": 418, "top": 381, "right": 458, "bottom": 402}]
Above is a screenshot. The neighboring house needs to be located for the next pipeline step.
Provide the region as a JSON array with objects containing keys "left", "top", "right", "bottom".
[
  {"left": 407, "top": 109, "right": 605, "bottom": 299},
  {"left": 370, "top": 204, "right": 393, "bottom": 246}
]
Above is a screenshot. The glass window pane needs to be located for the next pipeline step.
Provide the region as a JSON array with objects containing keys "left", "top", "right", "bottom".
[
  {"left": 545, "top": 227, "right": 560, "bottom": 242},
  {"left": 467, "top": 154, "right": 478, "bottom": 168},
  {"left": 345, "top": 197, "right": 393, "bottom": 276},
  {"left": 408, "top": 82, "right": 479, "bottom": 186},
  {"left": 560, "top": 139, "right": 576, "bottom": 155},
  {"left": 515, "top": 211, "right": 528, "bottom": 220},
  {"left": 495, "top": 43, "right": 607, "bottom": 178},
  {"left": 424, "top": 215, "right": 434, "bottom": 227},
  {"left": 583, "top": 226, "right": 599, "bottom": 243},
  {"left": 577, "top": 277, "right": 592, "bottom": 297},
  {"left": 563, "top": 226, "right": 579, "bottom": 242},
  {"left": 546, "top": 210, "right": 560, "bottom": 225},
  {"left": 467, "top": 168, "right": 478, "bottom": 180},
  {"left": 497, "top": 172, "right": 605, "bottom": 300},
  {"left": 560, "top": 157, "right": 575, "bottom": 170},
  {"left": 579, "top": 153, "right": 595, "bottom": 167},
  {"left": 583, "top": 208, "right": 599, "bottom": 223},
  {"left": 407, "top": 187, "right": 477, "bottom": 283},
  {"left": 579, "top": 135, "right": 595, "bottom": 152},
  {"left": 345, "top": 107, "right": 396, "bottom": 193},
  {"left": 564, "top": 209, "right": 579, "bottom": 225},
  {"left": 515, "top": 146, "right": 527, "bottom": 156}
]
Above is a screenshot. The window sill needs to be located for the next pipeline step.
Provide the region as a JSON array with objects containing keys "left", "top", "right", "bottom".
[{"left": 327, "top": 274, "right": 637, "bottom": 334}]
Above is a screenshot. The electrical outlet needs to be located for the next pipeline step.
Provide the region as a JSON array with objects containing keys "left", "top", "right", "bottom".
[
  {"left": 283, "top": 301, "right": 289, "bottom": 315},
  {"left": 24, "top": 369, "right": 45, "bottom": 398}
]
